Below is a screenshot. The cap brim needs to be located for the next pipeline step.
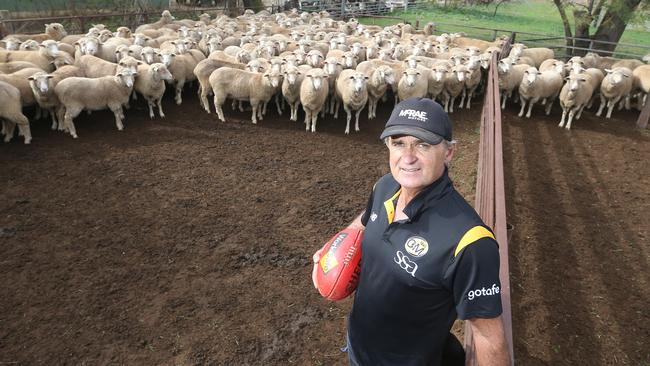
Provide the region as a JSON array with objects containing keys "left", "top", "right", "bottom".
[{"left": 380, "top": 125, "right": 445, "bottom": 145}]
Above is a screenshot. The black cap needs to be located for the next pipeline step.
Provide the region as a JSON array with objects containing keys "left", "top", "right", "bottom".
[{"left": 380, "top": 97, "right": 452, "bottom": 145}]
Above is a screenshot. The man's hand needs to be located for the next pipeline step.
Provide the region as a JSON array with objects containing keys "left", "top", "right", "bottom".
[{"left": 311, "top": 248, "right": 324, "bottom": 289}]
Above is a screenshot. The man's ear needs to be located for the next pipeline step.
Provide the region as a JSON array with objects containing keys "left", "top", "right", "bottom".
[{"left": 444, "top": 143, "right": 455, "bottom": 166}]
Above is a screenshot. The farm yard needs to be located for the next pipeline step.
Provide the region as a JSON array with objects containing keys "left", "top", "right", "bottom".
[{"left": 1, "top": 3, "right": 650, "bottom": 366}]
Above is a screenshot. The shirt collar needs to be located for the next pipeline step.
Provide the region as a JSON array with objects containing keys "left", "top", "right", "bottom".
[{"left": 401, "top": 167, "right": 453, "bottom": 220}]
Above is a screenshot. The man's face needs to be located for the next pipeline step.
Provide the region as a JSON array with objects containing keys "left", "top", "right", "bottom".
[{"left": 387, "top": 135, "right": 454, "bottom": 194}]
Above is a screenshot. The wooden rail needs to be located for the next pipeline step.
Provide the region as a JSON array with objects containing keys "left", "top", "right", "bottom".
[{"left": 464, "top": 51, "right": 514, "bottom": 365}]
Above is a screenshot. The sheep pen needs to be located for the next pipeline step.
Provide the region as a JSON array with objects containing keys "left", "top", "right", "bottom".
[
  {"left": 1, "top": 12, "right": 648, "bottom": 366},
  {"left": 0, "top": 83, "right": 647, "bottom": 365}
]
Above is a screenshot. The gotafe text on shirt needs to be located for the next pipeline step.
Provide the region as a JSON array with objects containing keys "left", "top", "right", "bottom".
[{"left": 467, "top": 284, "right": 500, "bottom": 300}]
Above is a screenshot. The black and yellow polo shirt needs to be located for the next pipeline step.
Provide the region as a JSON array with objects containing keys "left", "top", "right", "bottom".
[{"left": 348, "top": 170, "right": 502, "bottom": 366}]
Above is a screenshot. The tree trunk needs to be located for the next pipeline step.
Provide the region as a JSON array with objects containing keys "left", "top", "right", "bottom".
[
  {"left": 591, "top": 0, "right": 642, "bottom": 55},
  {"left": 553, "top": 0, "right": 574, "bottom": 53},
  {"left": 573, "top": 9, "right": 592, "bottom": 56}
]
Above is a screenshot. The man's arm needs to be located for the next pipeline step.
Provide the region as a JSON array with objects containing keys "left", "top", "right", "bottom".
[{"left": 468, "top": 316, "right": 511, "bottom": 366}]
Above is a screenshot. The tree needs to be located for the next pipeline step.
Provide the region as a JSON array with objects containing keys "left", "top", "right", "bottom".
[{"left": 552, "top": 0, "right": 648, "bottom": 56}]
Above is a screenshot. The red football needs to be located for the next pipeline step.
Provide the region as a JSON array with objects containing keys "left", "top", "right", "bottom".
[{"left": 315, "top": 228, "right": 363, "bottom": 301}]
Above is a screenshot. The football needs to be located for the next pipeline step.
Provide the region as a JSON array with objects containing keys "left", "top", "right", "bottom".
[{"left": 315, "top": 228, "right": 363, "bottom": 301}]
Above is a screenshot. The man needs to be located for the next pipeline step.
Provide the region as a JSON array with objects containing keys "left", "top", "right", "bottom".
[{"left": 313, "top": 97, "right": 510, "bottom": 366}]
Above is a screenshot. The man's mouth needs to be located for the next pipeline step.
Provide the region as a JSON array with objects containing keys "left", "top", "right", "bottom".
[{"left": 400, "top": 167, "right": 420, "bottom": 173}]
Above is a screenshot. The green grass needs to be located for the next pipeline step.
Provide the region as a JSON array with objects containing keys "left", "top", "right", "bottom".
[{"left": 359, "top": 0, "right": 650, "bottom": 59}]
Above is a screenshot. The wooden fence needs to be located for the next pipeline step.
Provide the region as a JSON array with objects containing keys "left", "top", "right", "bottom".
[{"left": 463, "top": 49, "right": 514, "bottom": 365}]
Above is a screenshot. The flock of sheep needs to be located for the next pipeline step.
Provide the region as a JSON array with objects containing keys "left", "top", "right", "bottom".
[{"left": 1, "top": 8, "right": 649, "bottom": 144}]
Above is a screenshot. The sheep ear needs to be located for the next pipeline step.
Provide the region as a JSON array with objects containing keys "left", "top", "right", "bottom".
[
  {"left": 364, "top": 76, "right": 369, "bottom": 80},
  {"left": 47, "top": 75, "right": 54, "bottom": 79},
  {"left": 605, "top": 69, "right": 612, "bottom": 73},
  {"left": 564, "top": 76, "right": 570, "bottom": 81},
  {"left": 402, "top": 71, "right": 407, "bottom": 75},
  {"left": 417, "top": 72, "right": 421, "bottom": 75},
  {"left": 137, "top": 60, "right": 143, "bottom": 65},
  {"left": 28, "top": 76, "right": 35, "bottom": 81}
]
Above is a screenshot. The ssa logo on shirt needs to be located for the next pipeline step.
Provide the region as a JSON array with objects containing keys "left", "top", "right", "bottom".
[{"left": 467, "top": 284, "right": 500, "bottom": 301}]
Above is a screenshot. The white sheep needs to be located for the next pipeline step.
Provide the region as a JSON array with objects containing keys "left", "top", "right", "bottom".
[
  {"left": 0, "top": 80, "right": 32, "bottom": 144},
  {"left": 54, "top": 68, "right": 137, "bottom": 138},
  {"left": 462, "top": 60, "right": 482, "bottom": 109},
  {"left": 27, "top": 65, "right": 83, "bottom": 130},
  {"left": 397, "top": 67, "right": 428, "bottom": 102},
  {"left": 497, "top": 59, "right": 529, "bottom": 109},
  {"left": 508, "top": 44, "right": 554, "bottom": 68},
  {"left": 209, "top": 67, "right": 283, "bottom": 124},
  {"left": 0, "top": 41, "right": 60, "bottom": 71},
  {"left": 0, "top": 61, "right": 40, "bottom": 73},
  {"left": 134, "top": 63, "right": 173, "bottom": 119},
  {"left": 76, "top": 54, "right": 140, "bottom": 78},
  {"left": 0, "top": 37, "right": 21, "bottom": 50},
  {"left": 4, "top": 23, "right": 67, "bottom": 42},
  {"left": 335, "top": 69, "right": 369, "bottom": 134},
  {"left": 281, "top": 65, "right": 305, "bottom": 121},
  {"left": 158, "top": 49, "right": 198, "bottom": 105},
  {"left": 632, "top": 65, "right": 650, "bottom": 109},
  {"left": 429, "top": 63, "right": 449, "bottom": 103},
  {"left": 360, "top": 64, "right": 395, "bottom": 119},
  {"left": 299, "top": 68, "right": 329, "bottom": 132},
  {"left": 558, "top": 73, "right": 595, "bottom": 130},
  {"left": 443, "top": 64, "right": 467, "bottom": 113},
  {"left": 596, "top": 67, "right": 633, "bottom": 119},
  {"left": 193, "top": 58, "right": 246, "bottom": 113},
  {"left": 517, "top": 67, "right": 563, "bottom": 118}
]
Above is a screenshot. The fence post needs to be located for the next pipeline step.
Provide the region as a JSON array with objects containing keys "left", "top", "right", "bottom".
[{"left": 0, "top": 10, "right": 14, "bottom": 38}]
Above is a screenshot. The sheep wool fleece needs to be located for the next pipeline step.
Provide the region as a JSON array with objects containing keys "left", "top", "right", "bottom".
[{"left": 348, "top": 170, "right": 502, "bottom": 366}]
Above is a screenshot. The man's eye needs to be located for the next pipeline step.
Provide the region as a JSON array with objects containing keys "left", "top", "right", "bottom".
[
  {"left": 417, "top": 143, "right": 432, "bottom": 151},
  {"left": 392, "top": 141, "right": 404, "bottom": 148}
]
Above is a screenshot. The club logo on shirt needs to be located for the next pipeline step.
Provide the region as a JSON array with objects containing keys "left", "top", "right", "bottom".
[
  {"left": 370, "top": 212, "right": 377, "bottom": 222},
  {"left": 394, "top": 250, "right": 418, "bottom": 277},
  {"left": 404, "top": 236, "right": 428, "bottom": 257},
  {"left": 467, "top": 284, "right": 500, "bottom": 301}
]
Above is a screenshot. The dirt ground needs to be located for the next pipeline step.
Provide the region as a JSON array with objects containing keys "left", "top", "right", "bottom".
[{"left": 0, "top": 89, "right": 647, "bottom": 365}]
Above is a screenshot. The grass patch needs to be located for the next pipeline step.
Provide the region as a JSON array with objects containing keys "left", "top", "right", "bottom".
[{"left": 359, "top": 0, "right": 650, "bottom": 59}]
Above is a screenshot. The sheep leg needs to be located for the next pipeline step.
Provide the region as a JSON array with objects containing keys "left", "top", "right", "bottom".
[
  {"left": 13, "top": 114, "right": 32, "bottom": 144},
  {"left": 518, "top": 96, "right": 526, "bottom": 117},
  {"left": 311, "top": 111, "right": 318, "bottom": 133},
  {"left": 251, "top": 103, "right": 259, "bottom": 124},
  {"left": 368, "top": 96, "right": 375, "bottom": 119},
  {"left": 49, "top": 108, "right": 58, "bottom": 130},
  {"left": 64, "top": 107, "right": 82, "bottom": 139},
  {"left": 344, "top": 105, "right": 352, "bottom": 134},
  {"left": 544, "top": 99, "right": 554, "bottom": 115},
  {"left": 466, "top": 91, "right": 472, "bottom": 109},
  {"left": 501, "top": 93, "right": 507, "bottom": 109},
  {"left": 304, "top": 110, "right": 311, "bottom": 131},
  {"left": 566, "top": 109, "right": 576, "bottom": 130},
  {"left": 576, "top": 105, "right": 585, "bottom": 120},
  {"left": 354, "top": 109, "right": 361, "bottom": 132},
  {"left": 157, "top": 98, "right": 165, "bottom": 118},
  {"left": 214, "top": 95, "right": 226, "bottom": 122},
  {"left": 606, "top": 96, "right": 620, "bottom": 119},
  {"left": 596, "top": 95, "right": 607, "bottom": 116},
  {"left": 262, "top": 101, "right": 268, "bottom": 116},
  {"left": 175, "top": 80, "right": 184, "bottom": 105},
  {"left": 292, "top": 101, "right": 299, "bottom": 121},
  {"left": 526, "top": 98, "right": 536, "bottom": 118},
  {"left": 257, "top": 102, "right": 264, "bottom": 120},
  {"left": 275, "top": 94, "right": 282, "bottom": 115},
  {"left": 459, "top": 90, "right": 466, "bottom": 109},
  {"left": 201, "top": 89, "right": 211, "bottom": 114},
  {"left": 146, "top": 97, "right": 155, "bottom": 119},
  {"left": 559, "top": 108, "right": 567, "bottom": 128},
  {"left": 110, "top": 105, "right": 125, "bottom": 130},
  {"left": 333, "top": 98, "right": 340, "bottom": 119},
  {"left": 239, "top": 101, "right": 245, "bottom": 112},
  {"left": 449, "top": 96, "right": 456, "bottom": 113},
  {"left": 3, "top": 122, "right": 16, "bottom": 143}
]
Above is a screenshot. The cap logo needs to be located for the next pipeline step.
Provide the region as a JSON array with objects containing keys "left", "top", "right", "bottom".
[{"left": 398, "top": 109, "right": 427, "bottom": 122}]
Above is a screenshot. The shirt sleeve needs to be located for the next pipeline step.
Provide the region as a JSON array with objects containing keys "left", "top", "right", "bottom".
[
  {"left": 359, "top": 188, "right": 376, "bottom": 227},
  {"left": 449, "top": 237, "right": 503, "bottom": 320}
]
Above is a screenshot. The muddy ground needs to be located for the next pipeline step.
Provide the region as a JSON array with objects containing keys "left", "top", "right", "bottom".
[{"left": 0, "top": 89, "right": 647, "bottom": 365}]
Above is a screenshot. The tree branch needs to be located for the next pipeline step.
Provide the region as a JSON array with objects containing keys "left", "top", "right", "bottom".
[{"left": 553, "top": 0, "right": 574, "bottom": 51}]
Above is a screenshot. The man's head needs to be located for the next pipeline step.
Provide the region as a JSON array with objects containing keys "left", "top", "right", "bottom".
[{"left": 380, "top": 97, "right": 455, "bottom": 194}]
